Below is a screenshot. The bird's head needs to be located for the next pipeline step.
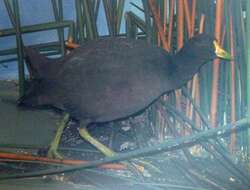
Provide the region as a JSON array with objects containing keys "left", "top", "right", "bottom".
[
  {"left": 179, "top": 33, "right": 231, "bottom": 61},
  {"left": 171, "top": 34, "right": 231, "bottom": 85},
  {"left": 213, "top": 40, "right": 231, "bottom": 60}
]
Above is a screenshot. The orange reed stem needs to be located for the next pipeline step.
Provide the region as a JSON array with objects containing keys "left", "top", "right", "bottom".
[
  {"left": 163, "top": 0, "right": 167, "bottom": 34},
  {"left": 177, "top": 0, "right": 184, "bottom": 49},
  {"left": 0, "top": 152, "right": 126, "bottom": 170},
  {"left": 148, "top": 0, "right": 170, "bottom": 51},
  {"left": 194, "top": 14, "right": 206, "bottom": 128},
  {"left": 199, "top": 14, "right": 205, "bottom": 34},
  {"left": 229, "top": 0, "right": 236, "bottom": 153},
  {"left": 183, "top": 0, "right": 192, "bottom": 37},
  {"left": 157, "top": 4, "right": 161, "bottom": 47},
  {"left": 210, "top": 0, "right": 224, "bottom": 128},
  {"left": 175, "top": 0, "right": 184, "bottom": 118},
  {"left": 185, "top": 0, "right": 197, "bottom": 121},
  {"left": 191, "top": 0, "right": 197, "bottom": 36},
  {"left": 187, "top": 14, "right": 205, "bottom": 128},
  {"left": 168, "top": 0, "right": 174, "bottom": 49}
]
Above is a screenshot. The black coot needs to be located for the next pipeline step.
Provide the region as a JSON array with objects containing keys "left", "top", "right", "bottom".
[{"left": 19, "top": 34, "right": 231, "bottom": 158}]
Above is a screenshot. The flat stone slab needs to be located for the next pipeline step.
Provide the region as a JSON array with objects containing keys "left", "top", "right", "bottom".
[{"left": 0, "top": 80, "right": 62, "bottom": 148}]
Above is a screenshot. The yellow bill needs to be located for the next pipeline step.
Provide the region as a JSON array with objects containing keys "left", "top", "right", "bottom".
[{"left": 213, "top": 41, "right": 231, "bottom": 60}]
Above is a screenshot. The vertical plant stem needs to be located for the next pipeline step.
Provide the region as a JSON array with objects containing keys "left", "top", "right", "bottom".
[
  {"left": 125, "top": 12, "right": 136, "bottom": 39},
  {"left": 51, "top": 0, "right": 65, "bottom": 55},
  {"left": 6, "top": 0, "right": 25, "bottom": 97},
  {"left": 157, "top": 4, "right": 161, "bottom": 46},
  {"left": 183, "top": 0, "right": 191, "bottom": 37},
  {"left": 167, "top": 0, "right": 174, "bottom": 49},
  {"left": 94, "top": 0, "right": 101, "bottom": 22},
  {"left": 185, "top": 0, "right": 197, "bottom": 123},
  {"left": 175, "top": 0, "right": 184, "bottom": 129},
  {"left": 82, "top": 0, "right": 98, "bottom": 40},
  {"left": 199, "top": 14, "right": 205, "bottom": 34},
  {"left": 228, "top": 0, "right": 236, "bottom": 153},
  {"left": 177, "top": 0, "right": 184, "bottom": 50},
  {"left": 210, "top": 0, "right": 224, "bottom": 128},
  {"left": 191, "top": 0, "right": 196, "bottom": 36},
  {"left": 246, "top": 0, "right": 250, "bottom": 159},
  {"left": 142, "top": 1, "right": 152, "bottom": 43},
  {"left": 116, "top": 0, "right": 125, "bottom": 34},
  {"left": 193, "top": 14, "right": 205, "bottom": 128},
  {"left": 148, "top": 0, "right": 169, "bottom": 51},
  {"left": 190, "top": 14, "right": 205, "bottom": 129},
  {"left": 75, "top": 0, "right": 85, "bottom": 43},
  {"left": 163, "top": 0, "right": 167, "bottom": 35},
  {"left": 103, "top": 0, "right": 114, "bottom": 36},
  {"left": 217, "top": 25, "right": 226, "bottom": 127}
]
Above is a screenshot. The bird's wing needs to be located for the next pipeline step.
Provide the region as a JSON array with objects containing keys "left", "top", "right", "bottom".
[{"left": 51, "top": 39, "right": 175, "bottom": 121}]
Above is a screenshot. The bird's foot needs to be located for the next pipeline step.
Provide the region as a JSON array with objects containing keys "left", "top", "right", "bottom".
[
  {"left": 47, "top": 113, "right": 70, "bottom": 159},
  {"left": 79, "top": 127, "right": 115, "bottom": 157},
  {"left": 47, "top": 146, "right": 63, "bottom": 159},
  {"left": 79, "top": 127, "right": 146, "bottom": 174}
]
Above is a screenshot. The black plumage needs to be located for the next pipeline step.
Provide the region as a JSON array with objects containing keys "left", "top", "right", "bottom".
[
  {"left": 19, "top": 34, "right": 229, "bottom": 157},
  {"left": 20, "top": 34, "right": 216, "bottom": 123}
]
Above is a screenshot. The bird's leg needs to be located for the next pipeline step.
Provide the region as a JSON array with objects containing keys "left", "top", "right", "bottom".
[
  {"left": 79, "top": 124, "right": 115, "bottom": 157},
  {"left": 79, "top": 123, "right": 145, "bottom": 174},
  {"left": 47, "top": 113, "right": 70, "bottom": 159}
]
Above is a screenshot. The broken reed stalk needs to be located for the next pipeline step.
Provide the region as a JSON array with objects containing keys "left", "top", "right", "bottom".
[
  {"left": 210, "top": 0, "right": 224, "bottom": 128},
  {"left": 0, "top": 152, "right": 127, "bottom": 170}
]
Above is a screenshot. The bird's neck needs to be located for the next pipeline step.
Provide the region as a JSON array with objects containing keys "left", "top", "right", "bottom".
[{"left": 169, "top": 51, "right": 206, "bottom": 89}]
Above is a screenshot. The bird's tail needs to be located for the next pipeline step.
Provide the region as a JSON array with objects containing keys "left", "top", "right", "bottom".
[{"left": 24, "top": 47, "right": 55, "bottom": 79}]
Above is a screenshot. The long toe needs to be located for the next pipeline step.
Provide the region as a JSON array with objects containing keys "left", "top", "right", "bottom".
[
  {"left": 47, "top": 147, "right": 63, "bottom": 159},
  {"left": 79, "top": 127, "right": 115, "bottom": 157}
]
